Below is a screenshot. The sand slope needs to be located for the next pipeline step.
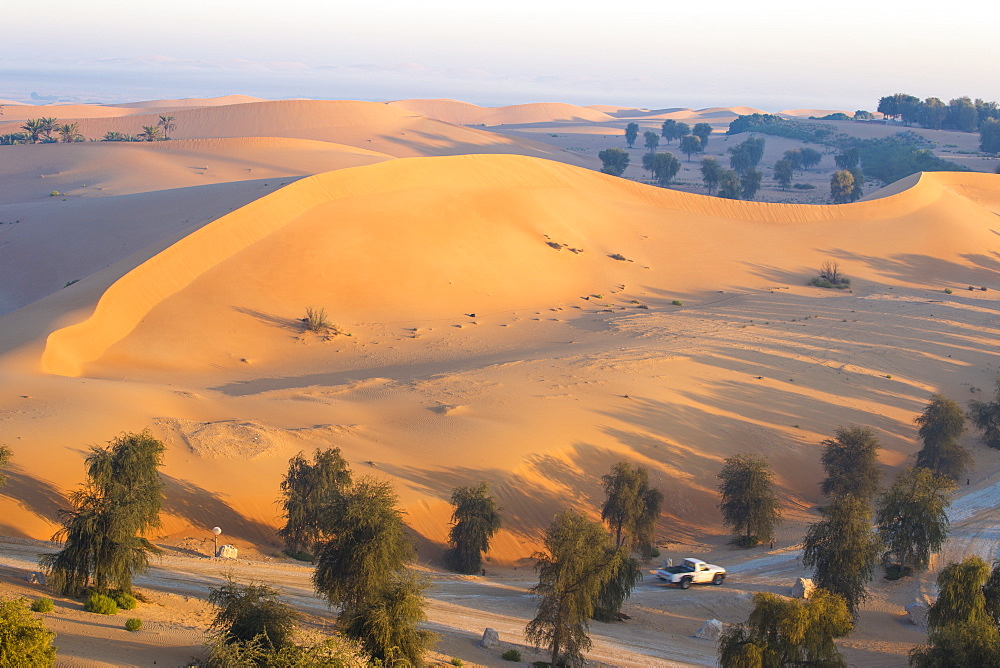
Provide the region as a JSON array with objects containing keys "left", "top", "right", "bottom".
[{"left": 390, "top": 98, "right": 615, "bottom": 125}]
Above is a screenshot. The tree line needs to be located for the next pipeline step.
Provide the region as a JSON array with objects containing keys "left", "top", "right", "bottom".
[
  {"left": 877, "top": 93, "right": 1000, "bottom": 154},
  {"left": 0, "top": 115, "right": 177, "bottom": 145}
]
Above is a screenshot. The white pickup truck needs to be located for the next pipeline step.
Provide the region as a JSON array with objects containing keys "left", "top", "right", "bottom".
[{"left": 652, "top": 558, "right": 726, "bottom": 589}]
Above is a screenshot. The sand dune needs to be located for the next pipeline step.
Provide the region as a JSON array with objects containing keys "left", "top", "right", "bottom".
[
  {"left": 779, "top": 108, "right": 855, "bottom": 118},
  {"left": 390, "top": 98, "right": 614, "bottom": 125},
  {"left": 114, "top": 94, "right": 266, "bottom": 109},
  {"left": 0, "top": 104, "right": 149, "bottom": 120}
]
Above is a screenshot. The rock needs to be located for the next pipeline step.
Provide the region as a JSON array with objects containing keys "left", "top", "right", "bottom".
[
  {"left": 217, "top": 544, "right": 238, "bottom": 559},
  {"left": 906, "top": 601, "right": 929, "bottom": 630},
  {"left": 791, "top": 577, "right": 816, "bottom": 599},
  {"left": 478, "top": 627, "right": 500, "bottom": 649},
  {"left": 26, "top": 571, "right": 46, "bottom": 585},
  {"left": 695, "top": 619, "right": 724, "bottom": 640}
]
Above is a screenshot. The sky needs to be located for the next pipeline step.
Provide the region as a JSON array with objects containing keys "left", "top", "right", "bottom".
[{"left": 2, "top": 0, "right": 999, "bottom": 110}]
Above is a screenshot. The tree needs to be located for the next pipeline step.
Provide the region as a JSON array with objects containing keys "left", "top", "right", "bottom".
[
  {"left": 718, "top": 169, "right": 742, "bottom": 199},
  {"left": 139, "top": 125, "right": 162, "bottom": 142},
  {"left": 692, "top": 122, "right": 712, "bottom": 149},
  {"left": 641, "top": 152, "right": 655, "bottom": 178},
  {"left": 0, "top": 445, "right": 10, "bottom": 487},
  {"left": 643, "top": 130, "right": 659, "bottom": 153},
  {"left": 600, "top": 461, "right": 662, "bottom": 556},
  {"left": 968, "top": 376, "right": 1000, "bottom": 449},
  {"left": 38, "top": 117, "right": 57, "bottom": 142},
  {"left": 834, "top": 148, "right": 859, "bottom": 170},
  {"left": 651, "top": 152, "right": 680, "bottom": 186},
  {"left": 773, "top": 159, "right": 793, "bottom": 190},
  {"left": 877, "top": 95, "right": 899, "bottom": 121},
  {"left": 675, "top": 121, "right": 690, "bottom": 139},
  {"left": 783, "top": 148, "right": 803, "bottom": 172},
  {"left": 660, "top": 119, "right": 677, "bottom": 142},
  {"left": 915, "top": 395, "right": 971, "bottom": 480},
  {"left": 598, "top": 148, "right": 629, "bottom": 177},
  {"left": 20, "top": 119, "right": 45, "bottom": 144},
  {"left": 741, "top": 168, "right": 762, "bottom": 200},
  {"left": 442, "top": 482, "right": 502, "bottom": 574},
  {"left": 679, "top": 134, "right": 702, "bottom": 161},
  {"left": 157, "top": 115, "right": 176, "bottom": 139},
  {"left": 624, "top": 122, "right": 638, "bottom": 148},
  {"left": 800, "top": 148, "right": 822, "bottom": 170},
  {"left": 981, "top": 118, "right": 1000, "bottom": 154},
  {"left": 947, "top": 97, "right": 978, "bottom": 132},
  {"left": 717, "top": 454, "right": 781, "bottom": 547},
  {"left": 718, "top": 589, "right": 852, "bottom": 667},
  {"left": 729, "top": 137, "right": 765, "bottom": 175},
  {"left": 830, "top": 170, "right": 857, "bottom": 204},
  {"left": 802, "top": 495, "right": 882, "bottom": 616},
  {"left": 57, "top": 123, "right": 82, "bottom": 143},
  {"left": 922, "top": 97, "right": 948, "bottom": 130},
  {"left": 700, "top": 157, "right": 722, "bottom": 195},
  {"left": 819, "top": 426, "right": 882, "bottom": 503},
  {"left": 876, "top": 467, "right": 954, "bottom": 575},
  {"left": 525, "top": 510, "right": 622, "bottom": 667},
  {"left": 0, "top": 597, "right": 57, "bottom": 666},
  {"left": 208, "top": 577, "right": 298, "bottom": 650},
  {"left": 41, "top": 431, "right": 165, "bottom": 597},
  {"left": 278, "top": 448, "right": 352, "bottom": 557},
  {"left": 854, "top": 110, "right": 874, "bottom": 120},
  {"left": 311, "top": 476, "right": 431, "bottom": 664},
  {"left": 910, "top": 556, "right": 1000, "bottom": 666}
]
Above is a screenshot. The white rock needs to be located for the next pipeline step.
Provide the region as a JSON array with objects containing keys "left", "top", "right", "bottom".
[
  {"left": 217, "top": 544, "right": 238, "bottom": 559},
  {"left": 695, "top": 619, "right": 724, "bottom": 640},
  {"left": 479, "top": 627, "right": 500, "bottom": 648},
  {"left": 791, "top": 577, "right": 815, "bottom": 599},
  {"left": 906, "top": 601, "right": 929, "bottom": 630}
]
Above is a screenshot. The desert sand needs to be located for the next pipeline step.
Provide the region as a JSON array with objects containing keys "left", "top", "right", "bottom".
[{"left": 0, "top": 95, "right": 999, "bottom": 666}]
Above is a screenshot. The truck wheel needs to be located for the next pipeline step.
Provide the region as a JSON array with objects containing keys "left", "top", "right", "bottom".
[
  {"left": 712, "top": 573, "right": 725, "bottom": 585},
  {"left": 679, "top": 577, "right": 691, "bottom": 589}
]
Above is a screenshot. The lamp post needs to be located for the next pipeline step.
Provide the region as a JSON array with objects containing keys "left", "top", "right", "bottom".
[{"left": 212, "top": 526, "right": 222, "bottom": 557}]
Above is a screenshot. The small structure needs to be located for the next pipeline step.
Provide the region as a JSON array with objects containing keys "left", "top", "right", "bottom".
[
  {"left": 791, "top": 577, "right": 816, "bottom": 599},
  {"left": 217, "top": 544, "right": 238, "bottom": 560},
  {"left": 479, "top": 628, "right": 500, "bottom": 649},
  {"left": 906, "top": 601, "right": 929, "bottom": 630},
  {"left": 696, "top": 619, "right": 724, "bottom": 640}
]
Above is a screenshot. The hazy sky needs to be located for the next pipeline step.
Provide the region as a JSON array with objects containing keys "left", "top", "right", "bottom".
[{"left": 3, "top": 0, "right": 998, "bottom": 109}]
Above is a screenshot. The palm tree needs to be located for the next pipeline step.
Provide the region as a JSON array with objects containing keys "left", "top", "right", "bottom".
[
  {"left": 21, "top": 118, "right": 45, "bottom": 143},
  {"left": 58, "top": 123, "right": 83, "bottom": 143},
  {"left": 139, "top": 125, "right": 162, "bottom": 142},
  {"left": 38, "top": 117, "right": 58, "bottom": 141},
  {"left": 157, "top": 115, "right": 176, "bottom": 139}
]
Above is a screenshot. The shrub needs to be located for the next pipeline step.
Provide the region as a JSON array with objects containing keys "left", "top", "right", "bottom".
[
  {"left": 944, "top": 288, "right": 954, "bottom": 294},
  {"left": 0, "top": 598, "right": 57, "bottom": 666},
  {"left": 113, "top": 592, "right": 137, "bottom": 610},
  {"left": 793, "top": 183, "right": 816, "bottom": 190},
  {"left": 671, "top": 300, "right": 683, "bottom": 306},
  {"left": 450, "top": 658, "right": 464, "bottom": 666},
  {"left": 503, "top": 648, "right": 523, "bottom": 662},
  {"left": 303, "top": 306, "right": 332, "bottom": 333},
  {"left": 125, "top": 617, "right": 142, "bottom": 632},
  {"left": 30, "top": 598, "right": 53, "bottom": 613},
  {"left": 85, "top": 592, "right": 119, "bottom": 615}
]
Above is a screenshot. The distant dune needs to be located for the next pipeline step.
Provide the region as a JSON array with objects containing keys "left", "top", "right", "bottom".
[{"left": 390, "top": 98, "right": 615, "bottom": 125}]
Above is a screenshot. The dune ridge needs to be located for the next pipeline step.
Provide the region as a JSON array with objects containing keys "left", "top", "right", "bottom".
[{"left": 390, "top": 98, "right": 615, "bottom": 125}]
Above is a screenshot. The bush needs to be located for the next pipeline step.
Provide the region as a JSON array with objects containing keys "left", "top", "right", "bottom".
[
  {"left": 283, "top": 549, "right": 314, "bottom": 562},
  {"left": 450, "top": 659, "right": 464, "bottom": 666},
  {"left": 85, "top": 592, "right": 119, "bottom": 615},
  {"left": 671, "top": 300, "right": 683, "bottom": 306},
  {"left": 793, "top": 183, "right": 816, "bottom": 190},
  {"left": 125, "top": 617, "right": 142, "bottom": 632},
  {"left": 113, "top": 592, "right": 137, "bottom": 610},
  {"left": 944, "top": 288, "right": 954, "bottom": 294},
  {"left": 303, "top": 306, "right": 332, "bottom": 333},
  {"left": 503, "top": 648, "right": 523, "bottom": 662},
  {"left": 30, "top": 598, "right": 54, "bottom": 613},
  {"left": 0, "top": 598, "right": 57, "bottom": 666}
]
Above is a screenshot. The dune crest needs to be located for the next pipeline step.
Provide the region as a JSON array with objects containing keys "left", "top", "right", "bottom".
[{"left": 390, "top": 98, "right": 615, "bottom": 125}]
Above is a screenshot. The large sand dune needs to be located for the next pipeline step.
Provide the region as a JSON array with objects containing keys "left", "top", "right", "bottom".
[{"left": 390, "top": 98, "right": 615, "bottom": 125}]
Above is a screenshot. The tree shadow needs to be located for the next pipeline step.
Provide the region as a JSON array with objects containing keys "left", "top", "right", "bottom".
[
  {"left": 0, "top": 466, "right": 71, "bottom": 525},
  {"left": 160, "top": 474, "right": 278, "bottom": 545}
]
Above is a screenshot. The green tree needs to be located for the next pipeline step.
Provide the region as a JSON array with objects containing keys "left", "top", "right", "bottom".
[
  {"left": 717, "top": 454, "right": 781, "bottom": 547},
  {"left": 660, "top": 119, "right": 677, "bottom": 142},
  {"left": 20, "top": 119, "right": 45, "bottom": 144},
  {"left": 830, "top": 170, "right": 857, "bottom": 204},
  {"left": 57, "top": 123, "right": 82, "bottom": 143},
  {"left": 741, "top": 168, "right": 762, "bottom": 200},
  {"left": 947, "top": 97, "right": 978, "bottom": 132},
  {"left": 875, "top": 467, "right": 954, "bottom": 574},
  {"left": 981, "top": 118, "right": 1000, "bottom": 154},
  {"left": 783, "top": 148, "right": 803, "bottom": 172},
  {"left": 729, "top": 137, "right": 765, "bottom": 175},
  {"left": 800, "top": 148, "right": 822, "bottom": 170},
  {"left": 718, "top": 589, "right": 852, "bottom": 667},
  {"left": 910, "top": 556, "right": 1000, "bottom": 666},
  {"left": 525, "top": 510, "right": 623, "bottom": 667},
  {"left": 624, "top": 122, "right": 639, "bottom": 148},
  {"left": 921, "top": 97, "right": 948, "bottom": 130},
  {"left": 834, "top": 148, "right": 859, "bottom": 170},
  {"left": 877, "top": 95, "right": 899, "bottom": 121},
  {"left": 0, "top": 445, "right": 11, "bottom": 487},
  {"left": 139, "top": 125, "right": 162, "bottom": 142},
  {"left": 773, "top": 159, "right": 793, "bottom": 190},
  {"left": 700, "top": 157, "right": 722, "bottom": 194},
  {"left": 641, "top": 152, "right": 655, "bottom": 178},
  {"left": 598, "top": 148, "right": 629, "bottom": 177},
  {"left": 802, "top": 495, "right": 882, "bottom": 616},
  {"left": 643, "top": 130, "right": 659, "bottom": 153},
  {"left": 854, "top": 110, "right": 874, "bottom": 120},
  {"left": 278, "top": 448, "right": 352, "bottom": 557},
  {"left": 819, "top": 426, "right": 882, "bottom": 503},
  {"left": 718, "top": 169, "right": 742, "bottom": 199},
  {"left": 343, "top": 571, "right": 434, "bottom": 664},
  {"left": 692, "top": 122, "right": 712, "bottom": 149},
  {"left": 38, "top": 117, "right": 57, "bottom": 142},
  {"left": 41, "top": 431, "right": 165, "bottom": 597},
  {"left": 968, "top": 376, "right": 1000, "bottom": 449},
  {"left": 915, "top": 394, "right": 971, "bottom": 480},
  {"left": 442, "top": 482, "right": 502, "bottom": 574},
  {"left": 651, "top": 152, "right": 680, "bottom": 186},
  {"left": 679, "top": 134, "right": 702, "bottom": 161},
  {"left": 675, "top": 121, "right": 690, "bottom": 139},
  {"left": 0, "top": 597, "right": 57, "bottom": 667},
  {"left": 208, "top": 577, "right": 298, "bottom": 650},
  {"left": 157, "top": 115, "right": 176, "bottom": 140}
]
